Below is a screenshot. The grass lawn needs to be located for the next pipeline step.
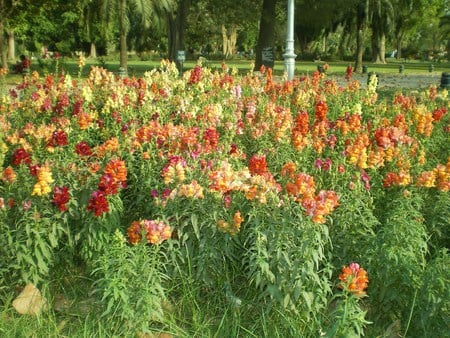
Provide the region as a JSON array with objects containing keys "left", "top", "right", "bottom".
[{"left": 2, "top": 56, "right": 450, "bottom": 86}]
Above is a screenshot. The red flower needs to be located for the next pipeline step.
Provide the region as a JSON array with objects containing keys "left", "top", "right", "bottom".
[
  {"left": 12, "top": 148, "right": 32, "bottom": 166},
  {"left": 41, "top": 97, "right": 52, "bottom": 111},
  {"left": 48, "top": 130, "right": 68, "bottom": 147},
  {"left": 345, "top": 65, "right": 353, "bottom": 81},
  {"left": 75, "top": 141, "right": 93, "bottom": 157},
  {"left": 28, "top": 164, "right": 40, "bottom": 177},
  {"left": 87, "top": 190, "right": 109, "bottom": 216},
  {"left": 55, "top": 93, "right": 70, "bottom": 115},
  {"left": 98, "top": 173, "right": 119, "bottom": 195},
  {"left": 72, "top": 99, "right": 84, "bottom": 116},
  {"left": 432, "top": 106, "right": 447, "bottom": 121},
  {"left": 188, "top": 65, "right": 202, "bottom": 84},
  {"left": 52, "top": 186, "right": 70, "bottom": 211},
  {"left": 202, "top": 127, "right": 220, "bottom": 151}
]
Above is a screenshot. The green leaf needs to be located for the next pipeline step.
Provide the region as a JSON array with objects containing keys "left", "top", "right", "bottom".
[
  {"left": 34, "top": 246, "right": 48, "bottom": 274},
  {"left": 283, "top": 293, "right": 291, "bottom": 308},
  {"left": 191, "top": 214, "right": 200, "bottom": 240},
  {"left": 302, "top": 291, "right": 313, "bottom": 311}
]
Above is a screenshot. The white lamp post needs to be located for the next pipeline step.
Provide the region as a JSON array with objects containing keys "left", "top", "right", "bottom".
[{"left": 283, "top": 0, "right": 297, "bottom": 80}]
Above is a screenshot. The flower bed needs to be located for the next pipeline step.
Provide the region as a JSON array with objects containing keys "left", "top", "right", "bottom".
[{"left": 0, "top": 61, "right": 449, "bottom": 336}]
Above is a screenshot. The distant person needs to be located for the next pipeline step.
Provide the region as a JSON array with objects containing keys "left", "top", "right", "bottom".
[{"left": 14, "top": 55, "right": 31, "bottom": 74}]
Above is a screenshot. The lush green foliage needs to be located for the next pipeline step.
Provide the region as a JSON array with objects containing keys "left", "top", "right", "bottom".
[
  {"left": 0, "top": 61, "right": 449, "bottom": 336},
  {"left": 2, "top": 0, "right": 449, "bottom": 64}
]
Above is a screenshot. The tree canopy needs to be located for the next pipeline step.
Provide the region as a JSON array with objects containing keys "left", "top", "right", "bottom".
[{"left": 1, "top": 0, "right": 448, "bottom": 71}]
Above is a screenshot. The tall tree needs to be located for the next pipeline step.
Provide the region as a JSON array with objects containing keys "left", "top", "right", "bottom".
[
  {"left": 201, "top": 0, "right": 260, "bottom": 60},
  {"left": 0, "top": 0, "right": 18, "bottom": 67},
  {"left": 355, "top": 0, "right": 369, "bottom": 72},
  {"left": 81, "top": 0, "right": 106, "bottom": 58},
  {"left": 369, "top": 0, "right": 394, "bottom": 63},
  {"left": 393, "top": 0, "right": 418, "bottom": 59},
  {"left": 295, "top": 0, "right": 348, "bottom": 56},
  {"left": 440, "top": 11, "right": 450, "bottom": 55},
  {"left": 254, "top": 0, "right": 277, "bottom": 70},
  {"left": 102, "top": 0, "right": 174, "bottom": 73},
  {"left": 0, "top": 0, "right": 52, "bottom": 67},
  {"left": 167, "top": 0, "right": 191, "bottom": 68}
]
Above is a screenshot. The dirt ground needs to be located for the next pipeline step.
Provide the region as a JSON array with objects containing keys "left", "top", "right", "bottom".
[{"left": 331, "top": 72, "right": 444, "bottom": 90}]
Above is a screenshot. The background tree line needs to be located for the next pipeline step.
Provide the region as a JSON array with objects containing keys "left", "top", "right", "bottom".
[{"left": 1, "top": 0, "right": 449, "bottom": 73}]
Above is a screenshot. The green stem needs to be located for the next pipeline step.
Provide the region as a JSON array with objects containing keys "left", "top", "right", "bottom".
[
  {"left": 339, "top": 292, "right": 349, "bottom": 334},
  {"left": 403, "top": 288, "right": 418, "bottom": 337}
]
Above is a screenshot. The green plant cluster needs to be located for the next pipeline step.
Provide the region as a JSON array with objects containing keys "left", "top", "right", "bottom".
[{"left": 0, "top": 63, "right": 448, "bottom": 337}]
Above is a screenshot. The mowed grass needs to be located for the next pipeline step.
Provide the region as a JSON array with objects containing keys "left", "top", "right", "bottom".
[{"left": 2, "top": 56, "right": 450, "bottom": 86}]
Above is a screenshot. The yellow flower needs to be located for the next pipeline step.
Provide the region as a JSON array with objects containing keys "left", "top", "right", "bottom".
[
  {"left": 32, "top": 181, "right": 51, "bottom": 196},
  {"left": 37, "top": 166, "right": 54, "bottom": 184},
  {"left": 31, "top": 166, "right": 54, "bottom": 196}
]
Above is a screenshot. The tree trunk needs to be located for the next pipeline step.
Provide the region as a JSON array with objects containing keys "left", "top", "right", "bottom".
[
  {"left": 167, "top": 0, "right": 190, "bottom": 71},
  {"left": 167, "top": 14, "right": 177, "bottom": 61},
  {"left": 372, "top": 33, "right": 381, "bottom": 63},
  {"left": 354, "top": 0, "right": 367, "bottom": 73},
  {"left": 90, "top": 42, "right": 97, "bottom": 58},
  {"left": 119, "top": 31, "right": 127, "bottom": 70},
  {"left": 222, "top": 24, "right": 237, "bottom": 58},
  {"left": 396, "top": 35, "right": 402, "bottom": 60},
  {"left": 338, "top": 29, "right": 352, "bottom": 59},
  {"left": 355, "top": 27, "right": 364, "bottom": 73},
  {"left": 379, "top": 33, "right": 386, "bottom": 63},
  {"left": 447, "top": 40, "right": 450, "bottom": 62},
  {"left": 7, "top": 29, "right": 14, "bottom": 61},
  {"left": 0, "top": 13, "right": 7, "bottom": 69},
  {"left": 230, "top": 25, "right": 237, "bottom": 55},
  {"left": 222, "top": 25, "right": 228, "bottom": 57},
  {"left": 254, "top": 0, "right": 277, "bottom": 71},
  {"left": 119, "top": 0, "right": 127, "bottom": 72},
  {"left": 372, "top": 31, "right": 386, "bottom": 64}
]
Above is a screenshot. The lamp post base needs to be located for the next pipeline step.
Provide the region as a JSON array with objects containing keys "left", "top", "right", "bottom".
[{"left": 284, "top": 52, "right": 297, "bottom": 80}]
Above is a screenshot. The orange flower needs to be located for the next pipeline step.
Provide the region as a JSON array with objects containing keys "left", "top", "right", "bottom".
[
  {"left": 339, "top": 263, "right": 368, "bottom": 297},
  {"left": 177, "top": 180, "right": 204, "bottom": 199},
  {"left": 1, "top": 166, "right": 16, "bottom": 183},
  {"left": 416, "top": 171, "right": 436, "bottom": 188},
  {"left": 286, "top": 182, "right": 300, "bottom": 197},
  {"left": 293, "top": 111, "right": 310, "bottom": 136},
  {"left": 217, "top": 220, "right": 230, "bottom": 233},
  {"left": 217, "top": 211, "right": 244, "bottom": 236},
  {"left": 315, "top": 100, "right": 328, "bottom": 122},
  {"left": 248, "top": 154, "right": 268, "bottom": 176},
  {"left": 77, "top": 112, "right": 92, "bottom": 130},
  {"left": 127, "top": 219, "right": 172, "bottom": 245},
  {"left": 88, "top": 161, "right": 101, "bottom": 174},
  {"left": 95, "top": 137, "right": 120, "bottom": 157},
  {"left": 104, "top": 158, "right": 127, "bottom": 186},
  {"left": 233, "top": 211, "right": 244, "bottom": 231},
  {"left": 281, "top": 161, "right": 296, "bottom": 178}
]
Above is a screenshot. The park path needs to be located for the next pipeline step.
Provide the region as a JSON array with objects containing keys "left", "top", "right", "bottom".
[{"left": 330, "top": 72, "right": 444, "bottom": 90}]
